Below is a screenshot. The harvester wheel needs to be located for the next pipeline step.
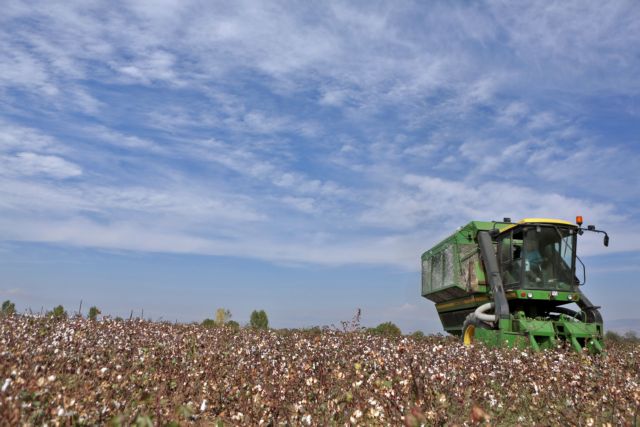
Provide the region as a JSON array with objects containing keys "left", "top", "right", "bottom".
[{"left": 462, "top": 314, "right": 488, "bottom": 346}]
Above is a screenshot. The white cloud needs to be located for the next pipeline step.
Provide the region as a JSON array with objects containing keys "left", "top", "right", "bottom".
[
  {"left": 86, "top": 125, "right": 162, "bottom": 152},
  {"left": 319, "top": 88, "right": 349, "bottom": 107},
  {"left": 0, "top": 175, "right": 265, "bottom": 226},
  {"left": 0, "top": 152, "right": 81, "bottom": 178},
  {"left": 112, "top": 50, "right": 180, "bottom": 86},
  {"left": 527, "top": 111, "right": 560, "bottom": 131},
  {"left": 0, "top": 121, "right": 58, "bottom": 152},
  {"left": 491, "top": 1, "right": 640, "bottom": 91},
  {"left": 496, "top": 102, "right": 529, "bottom": 126},
  {"left": 176, "top": 138, "right": 346, "bottom": 199},
  {"left": 280, "top": 196, "right": 316, "bottom": 214},
  {"left": 1, "top": 0, "right": 637, "bottom": 131},
  {"left": 0, "top": 1, "right": 637, "bottom": 273},
  {"left": 359, "top": 173, "right": 622, "bottom": 233}
]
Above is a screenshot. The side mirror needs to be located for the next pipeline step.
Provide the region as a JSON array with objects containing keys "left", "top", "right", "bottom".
[{"left": 604, "top": 235, "right": 609, "bottom": 247}]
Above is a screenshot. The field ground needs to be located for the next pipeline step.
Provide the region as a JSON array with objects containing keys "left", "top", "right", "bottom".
[{"left": 1, "top": 316, "right": 639, "bottom": 425}]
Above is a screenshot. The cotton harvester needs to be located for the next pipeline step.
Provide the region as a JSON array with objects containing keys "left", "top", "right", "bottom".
[{"left": 421, "top": 217, "right": 609, "bottom": 353}]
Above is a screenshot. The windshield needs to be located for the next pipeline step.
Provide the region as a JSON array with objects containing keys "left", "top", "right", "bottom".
[{"left": 499, "top": 225, "right": 577, "bottom": 291}]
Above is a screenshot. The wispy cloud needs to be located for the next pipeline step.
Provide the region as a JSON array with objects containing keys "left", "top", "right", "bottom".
[
  {"left": 0, "top": 152, "right": 82, "bottom": 178},
  {"left": 0, "top": 0, "right": 638, "bottom": 271}
]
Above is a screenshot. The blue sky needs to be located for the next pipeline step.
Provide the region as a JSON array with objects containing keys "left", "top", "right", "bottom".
[{"left": 1, "top": 1, "right": 639, "bottom": 333}]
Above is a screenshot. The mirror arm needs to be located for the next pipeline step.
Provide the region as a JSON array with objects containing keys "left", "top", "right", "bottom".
[{"left": 577, "top": 227, "right": 610, "bottom": 247}]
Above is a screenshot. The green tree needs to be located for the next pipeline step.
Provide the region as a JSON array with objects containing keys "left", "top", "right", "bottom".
[
  {"left": 250, "top": 310, "right": 269, "bottom": 330},
  {"left": 88, "top": 306, "right": 101, "bottom": 321},
  {"left": 226, "top": 320, "right": 240, "bottom": 329},
  {"left": 1, "top": 300, "right": 16, "bottom": 316},
  {"left": 201, "top": 318, "right": 216, "bottom": 328},
  {"left": 410, "top": 330, "right": 425, "bottom": 339},
  {"left": 215, "top": 308, "right": 232, "bottom": 326},
  {"left": 369, "top": 322, "right": 402, "bottom": 337},
  {"left": 605, "top": 330, "right": 621, "bottom": 342},
  {"left": 623, "top": 330, "right": 639, "bottom": 342},
  {"left": 49, "top": 305, "right": 68, "bottom": 319}
]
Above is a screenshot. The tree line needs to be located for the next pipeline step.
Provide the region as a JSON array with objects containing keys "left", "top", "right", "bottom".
[
  {"left": 1, "top": 300, "right": 425, "bottom": 337},
  {"left": 201, "top": 308, "right": 269, "bottom": 330}
]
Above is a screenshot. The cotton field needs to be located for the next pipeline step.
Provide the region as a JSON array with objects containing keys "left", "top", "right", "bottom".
[{"left": 1, "top": 316, "right": 638, "bottom": 425}]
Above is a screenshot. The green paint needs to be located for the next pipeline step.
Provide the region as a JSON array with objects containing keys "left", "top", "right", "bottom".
[
  {"left": 470, "top": 311, "right": 603, "bottom": 353},
  {"left": 422, "top": 219, "right": 605, "bottom": 354},
  {"left": 422, "top": 221, "right": 501, "bottom": 300}
]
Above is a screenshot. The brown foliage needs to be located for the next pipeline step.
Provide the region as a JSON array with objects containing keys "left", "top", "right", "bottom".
[{"left": 0, "top": 316, "right": 639, "bottom": 425}]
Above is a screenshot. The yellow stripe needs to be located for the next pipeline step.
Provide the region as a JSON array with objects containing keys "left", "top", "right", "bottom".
[
  {"left": 437, "top": 291, "right": 520, "bottom": 310},
  {"left": 436, "top": 295, "right": 489, "bottom": 311},
  {"left": 500, "top": 218, "right": 576, "bottom": 233}
]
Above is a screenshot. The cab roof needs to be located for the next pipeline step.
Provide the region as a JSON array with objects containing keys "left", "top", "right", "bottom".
[{"left": 499, "top": 218, "right": 577, "bottom": 234}]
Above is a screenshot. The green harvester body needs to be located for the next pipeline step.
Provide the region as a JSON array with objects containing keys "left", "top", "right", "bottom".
[{"left": 421, "top": 219, "right": 605, "bottom": 353}]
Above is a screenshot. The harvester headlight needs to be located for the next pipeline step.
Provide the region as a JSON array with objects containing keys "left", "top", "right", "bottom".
[
  {"left": 568, "top": 294, "right": 573, "bottom": 300},
  {"left": 551, "top": 291, "right": 558, "bottom": 298},
  {"left": 527, "top": 293, "right": 533, "bottom": 298}
]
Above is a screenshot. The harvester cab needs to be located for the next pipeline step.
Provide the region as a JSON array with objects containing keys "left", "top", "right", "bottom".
[{"left": 421, "top": 217, "right": 609, "bottom": 353}]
